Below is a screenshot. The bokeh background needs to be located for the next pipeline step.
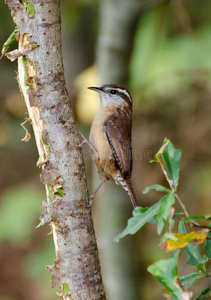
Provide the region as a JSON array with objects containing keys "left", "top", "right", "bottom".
[{"left": 0, "top": 0, "right": 211, "bottom": 299}]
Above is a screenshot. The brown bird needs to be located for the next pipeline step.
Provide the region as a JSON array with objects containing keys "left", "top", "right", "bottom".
[{"left": 81, "top": 84, "right": 138, "bottom": 208}]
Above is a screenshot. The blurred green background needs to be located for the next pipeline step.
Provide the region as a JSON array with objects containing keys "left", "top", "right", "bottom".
[{"left": 0, "top": 0, "right": 211, "bottom": 299}]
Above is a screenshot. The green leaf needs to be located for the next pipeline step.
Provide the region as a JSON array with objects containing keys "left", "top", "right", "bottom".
[
  {"left": 180, "top": 272, "right": 207, "bottom": 289},
  {"left": 27, "top": 3, "right": 36, "bottom": 15},
  {"left": 178, "top": 221, "right": 208, "bottom": 271},
  {"left": 173, "top": 211, "right": 184, "bottom": 219},
  {"left": 149, "top": 159, "right": 157, "bottom": 163},
  {"left": 148, "top": 256, "right": 187, "bottom": 299},
  {"left": 196, "top": 288, "right": 211, "bottom": 300},
  {"left": 54, "top": 187, "right": 63, "bottom": 197},
  {"left": 156, "top": 192, "right": 175, "bottom": 234},
  {"left": 143, "top": 184, "right": 171, "bottom": 194},
  {"left": 114, "top": 203, "right": 159, "bottom": 242},
  {"left": 182, "top": 215, "right": 211, "bottom": 222},
  {"left": 169, "top": 218, "right": 175, "bottom": 232},
  {"left": 63, "top": 283, "right": 69, "bottom": 295},
  {"left": 156, "top": 139, "right": 182, "bottom": 191},
  {"left": 157, "top": 219, "right": 165, "bottom": 235},
  {"left": 132, "top": 207, "right": 157, "bottom": 224},
  {"left": 1, "top": 28, "right": 19, "bottom": 58},
  {"left": 35, "top": 221, "right": 44, "bottom": 228},
  {"left": 132, "top": 206, "right": 148, "bottom": 216},
  {"left": 204, "top": 229, "right": 211, "bottom": 258}
]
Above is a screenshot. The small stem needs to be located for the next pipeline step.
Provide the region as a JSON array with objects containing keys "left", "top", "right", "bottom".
[
  {"left": 186, "top": 222, "right": 211, "bottom": 230},
  {"left": 157, "top": 156, "right": 191, "bottom": 219},
  {"left": 175, "top": 193, "right": 189, "bottom": 218}
]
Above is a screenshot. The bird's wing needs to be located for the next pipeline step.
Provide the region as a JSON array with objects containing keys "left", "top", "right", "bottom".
[{"left": 104, "top": 108, "right": 132, "bottom": 178}]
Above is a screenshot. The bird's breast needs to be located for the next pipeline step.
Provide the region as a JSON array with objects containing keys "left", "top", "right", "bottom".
[
  {"left": 89, "top": 107, "right": 113, "bottom": 161},
  {"left": 89, "top": 106, "right": 118, "bottom": 180}
]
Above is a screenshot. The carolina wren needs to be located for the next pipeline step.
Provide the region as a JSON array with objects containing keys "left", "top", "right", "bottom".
[{"left": 82, "top": 84, "right": 138, "bottom": 208}]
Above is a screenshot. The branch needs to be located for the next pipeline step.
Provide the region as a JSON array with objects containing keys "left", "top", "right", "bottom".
[{"left": 5, "top": 0, "right": 106, "bottom": 298}]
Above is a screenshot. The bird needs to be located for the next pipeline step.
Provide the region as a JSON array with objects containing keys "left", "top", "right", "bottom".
[{"left": 80, "top": 84, "right": 138, "bottom": 208}]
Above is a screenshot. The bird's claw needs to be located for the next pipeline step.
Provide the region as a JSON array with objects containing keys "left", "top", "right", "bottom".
[
  {"left": 88, "top": 194, "right": 95, "bottom": 207},
  {"left": 78, "top": 132, "right": 98, "bottom": 154}
]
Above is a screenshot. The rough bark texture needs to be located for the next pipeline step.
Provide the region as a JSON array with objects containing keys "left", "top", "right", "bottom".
[{"left": 6, "top": 0, "right": 106, "bottom": 299}]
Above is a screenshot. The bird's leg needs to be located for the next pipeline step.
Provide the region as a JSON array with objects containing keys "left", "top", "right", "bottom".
[
  {"left": 89, "top": 180, "right": 106, "bottom": 206},
  {"left": 79, "top": 132, "right": 103, "bottom": 205},
  {"left": 78, "top": 132, "right": 98, "bottom": 155}
]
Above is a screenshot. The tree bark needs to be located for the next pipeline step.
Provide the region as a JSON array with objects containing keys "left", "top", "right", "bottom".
[{"left": 5, "top": 0, "right": 106, "bottom": 299}]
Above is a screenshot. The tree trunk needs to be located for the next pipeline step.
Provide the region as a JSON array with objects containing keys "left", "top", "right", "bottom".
[
  {"left": 94, "top": 0, "right": 141, "bottom": 299},
  {"left": 97, "top": 0, "right": 141, "bottom": 85},
  {"left": 5, "top": 0, "right": 106, "bottom": 299}
]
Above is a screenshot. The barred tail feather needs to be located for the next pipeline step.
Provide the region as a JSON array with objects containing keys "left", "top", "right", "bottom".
[
  {"left": 116, "top": 175, "right": 138, "bottom": 208},
  {"left": 124, "top": 178, "right": 138, "bottom": 208}
]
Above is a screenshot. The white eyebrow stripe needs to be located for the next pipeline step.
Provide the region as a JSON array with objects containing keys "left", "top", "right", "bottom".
[{"left": 115, "top": 88, "right": 132, "bottom": 102}]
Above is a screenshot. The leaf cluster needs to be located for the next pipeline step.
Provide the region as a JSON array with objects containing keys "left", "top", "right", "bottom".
[{"left": 115, "top": 139, "right": 211, "bottom": 300}]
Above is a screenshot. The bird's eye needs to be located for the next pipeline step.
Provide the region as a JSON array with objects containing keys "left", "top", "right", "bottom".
[{"left": 110, "top": 89, "right": 116, "bottom": 95}]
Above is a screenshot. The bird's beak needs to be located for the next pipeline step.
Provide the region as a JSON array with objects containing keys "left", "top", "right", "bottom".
[{"left": 87, "top": 86, "right": 101, "bottom": 93}]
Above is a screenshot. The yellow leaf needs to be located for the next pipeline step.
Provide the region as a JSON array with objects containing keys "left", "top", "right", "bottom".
[{"left": 159, "top": 229, "right": 209, "bottom": 252}]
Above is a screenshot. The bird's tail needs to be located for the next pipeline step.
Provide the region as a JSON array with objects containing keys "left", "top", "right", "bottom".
[
  {"left": 118, "top": 177, "right": 138, "bottom": 208},
  {"left": 125, "top": 178, "right": 138, "bottom": 208}
]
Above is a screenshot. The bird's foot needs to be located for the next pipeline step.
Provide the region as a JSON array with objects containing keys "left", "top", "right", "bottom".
[
  {"left": 88, "top": 180, "right": 106, "bottom": 207},
  {"left": 78, "top": 132, "right": 98, "bottom": 155},
  {"left": 88, "top": 194, "right": 95, "bottom": 207},
  {"left": 78, "top": 132, "right": 88, "bottom": 147}
]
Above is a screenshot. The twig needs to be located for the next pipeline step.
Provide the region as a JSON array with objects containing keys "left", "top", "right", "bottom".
[{"left": 174, "top": 193, "right": 189, "bottom": 218}]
